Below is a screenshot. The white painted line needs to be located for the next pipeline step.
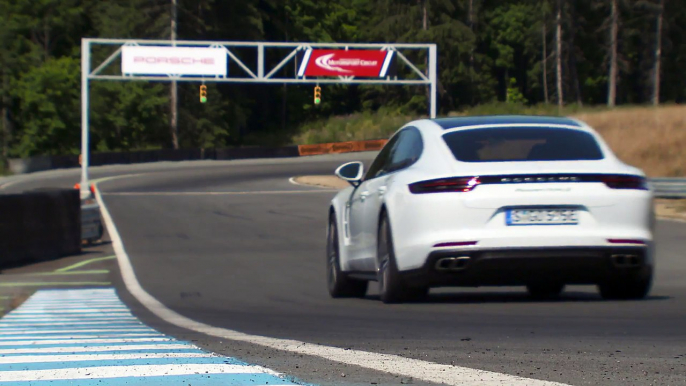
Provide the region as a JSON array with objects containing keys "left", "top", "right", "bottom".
[
  {"left": 11, "top": 310, "right": 131, "bottom": 314},
  {"left": 0, "top": 364, "right": 265, "bottom": 381},
  {"left": 16, "top": 306, "right": 127, "bottom": 310},
  {"left": 96, "top": 174, "right": 569, "bottom": 386},
  {"left": 0, "top": 344, "right": 193, "bottom": 354},
  {"left": 0, "top": 179, "right": 21, "bottom": 190},
  {"left": 29, "top": 293, "right": 116, "bottom": 298},
  {"left": 0, "top": 316, "right": 143, "bottom": 327},
  {"left": 287, "top": 176, "right": 338, "bottom": 190},
  {"left": 0, "top": 352, "right": 217, "bottom": 364},
  {"left": 24, "top": 300, "right": 121, "bottom": 303},
  {"left": 0, "top": 333, "right": 162, "bottom": 339},
  {"left": 18, "top": 305, "right": 124, "bottom": 309},
  {"left": 102, "top": 190, "right": 337, "bottom": 196},
  {"left": 379, "top": 51, "right": 395, "bottom": 77},
  {"left": 0, "top": 329, "right": 152, "bottom": 335},
  {"left": 288, "top": 177, "right": 306, "bottom": 186},
  {"left": 3, "top": 315, "right": 135, "bottom": 319},
  {"left": 0, "top": 337, "right": 172, "bottom": 346},
  {"left": 297, "top": 49, "right": 312, "bottom": 77}
]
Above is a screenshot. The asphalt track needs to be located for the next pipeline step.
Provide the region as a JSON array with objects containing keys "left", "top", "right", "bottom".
[{"left": 2, "top": 154, "right": 685, "bottom": 385}]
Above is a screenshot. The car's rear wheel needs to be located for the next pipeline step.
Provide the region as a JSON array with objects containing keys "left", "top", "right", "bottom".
[
  {"left": 327, "top": 213, "right": 368, "bottom": 298},
  {"left": 377, "top": 212, "right": 427, "bottom": 303},
  {"left": 526, "top": 282, "right": 565, "bottom": 299},
  {"left": 598, "top": 271, "right": 652, "bottom": 300}
]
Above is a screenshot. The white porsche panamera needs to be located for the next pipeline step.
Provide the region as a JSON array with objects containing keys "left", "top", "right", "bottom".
[{"left": 326, "top": 116, "right": 655, "bottom": 303}]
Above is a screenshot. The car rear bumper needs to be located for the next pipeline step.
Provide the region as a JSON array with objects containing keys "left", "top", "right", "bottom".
[{"left": 399, "top": 246, "right": 652, "bottom": 288}]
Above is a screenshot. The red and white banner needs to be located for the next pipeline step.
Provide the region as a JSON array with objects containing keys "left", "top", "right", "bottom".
[
  {"left": 298, "top": 49, "right": 395, "bottom": 78},
  {"left": 121, "top": 46, "right": 227, "bottom": 76}
]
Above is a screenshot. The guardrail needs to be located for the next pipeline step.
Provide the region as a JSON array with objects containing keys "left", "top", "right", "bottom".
[{"left": 651, "top": 178, "right": 686, "bottom": 199}]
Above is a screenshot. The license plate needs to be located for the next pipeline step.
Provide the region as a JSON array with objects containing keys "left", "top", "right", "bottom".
[{"left": 506, "top": 209, "right": 578, "bottom": 226}]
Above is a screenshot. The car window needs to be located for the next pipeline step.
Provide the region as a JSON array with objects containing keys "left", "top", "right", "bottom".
[
  {"left": 386, "top": 127, "right": 422, "bottom": 173},
  {"left": 364, "top": 132, "right": 401, "bottom": 180},
  {"left": 443, "top": 127, "right": 604, "bottom": 162}
]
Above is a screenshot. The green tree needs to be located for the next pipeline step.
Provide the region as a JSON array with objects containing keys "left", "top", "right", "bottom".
[{"left": 11, "top": 57, "right": 81, "bottom": 156}]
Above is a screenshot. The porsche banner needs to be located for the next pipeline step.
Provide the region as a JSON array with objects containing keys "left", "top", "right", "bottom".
[
  {"left": 298, "top": 49, "right": 395, "bottom": 78},
  {"left": 122, "top": 46, "right": 227, "bottom": 76}
]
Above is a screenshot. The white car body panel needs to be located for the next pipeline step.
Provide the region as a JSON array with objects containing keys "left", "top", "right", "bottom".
[{"left": 329, "top": 117, "right": 655, "bottom": 280}]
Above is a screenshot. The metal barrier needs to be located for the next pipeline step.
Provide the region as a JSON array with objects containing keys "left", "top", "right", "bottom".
[
  {"left": 651, "top": 178, "right": 686, "bottom": 199},
  {"left": 81, "top": 201, "right": 103, "bottom": 244}
]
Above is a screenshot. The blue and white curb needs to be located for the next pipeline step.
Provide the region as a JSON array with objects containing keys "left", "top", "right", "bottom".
[{"left": 0, "top": 288, "right": 302, "bottom": 385}]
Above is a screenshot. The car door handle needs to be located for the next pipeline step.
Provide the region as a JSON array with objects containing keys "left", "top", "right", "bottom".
[
  {"left": 378, "top": 186, "right": 387, "bottom": 196},
  {"left": 359, "top": 191, "right": 370, "bottom": 201}
]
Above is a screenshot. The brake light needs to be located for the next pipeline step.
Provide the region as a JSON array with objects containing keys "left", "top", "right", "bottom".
[
  {"left": 608, "top": 239, "right": 646, "bottom": 245},
  {"left": 409, "top": 177, "right": 480, "bottom": 194},
  {"left": 434, "top": 241, "right": 478, "bottom": 248},
  {"left": 602, "top": 175, "right": 648, "bottom": 190}
]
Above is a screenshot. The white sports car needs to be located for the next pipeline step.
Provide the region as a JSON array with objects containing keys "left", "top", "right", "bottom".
[{"left": 327, "top": 116, "right": 654, "bottom": 303}]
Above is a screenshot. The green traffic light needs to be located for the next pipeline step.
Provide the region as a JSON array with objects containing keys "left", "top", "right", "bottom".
[
  {"left": 201, "top": 97, "right": 207, "bottom": 103},
  {"left": 314, "top": 98, "right": 321, "bottom": 105}
]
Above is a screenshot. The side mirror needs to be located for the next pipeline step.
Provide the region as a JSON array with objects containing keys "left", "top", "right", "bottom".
[{"left": 335, "top": 161, "right": 364, "bottom": 187}]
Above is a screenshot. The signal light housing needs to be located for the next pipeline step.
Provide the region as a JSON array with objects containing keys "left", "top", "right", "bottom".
[
  {"left": 199, "top": 85, "right": 207, "bottom": 103},
  {"left": 314, "top": 86, "right": 321, "bottom": 105},
  {"left": 409, "top": 177, "right": 481, "bottom": 194}
]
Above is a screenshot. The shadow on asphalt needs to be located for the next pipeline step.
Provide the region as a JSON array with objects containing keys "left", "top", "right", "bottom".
[{"left": 362, "top": 291, "right": 671, "bottom": 304}]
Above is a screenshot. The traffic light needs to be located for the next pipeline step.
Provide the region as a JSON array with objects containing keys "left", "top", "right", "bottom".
[
  {"left": 314, "top": 86, "right": 321, "bottom": 105},
  {"left": 199, "top": 85, "right": 207, "bottom": 103}
]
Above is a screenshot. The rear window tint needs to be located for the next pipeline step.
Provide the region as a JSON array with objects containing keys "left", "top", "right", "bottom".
[{"left": 442, "top": 127, "right": 604, "bottom": 162}]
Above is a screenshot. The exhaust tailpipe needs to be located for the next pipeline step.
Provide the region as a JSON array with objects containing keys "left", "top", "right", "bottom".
[
  {"left": 610, "top": 254, "right": 641, "bottom": 268},
  {"left": 435, "top": 256, "right": 471, "bottom": 271}
]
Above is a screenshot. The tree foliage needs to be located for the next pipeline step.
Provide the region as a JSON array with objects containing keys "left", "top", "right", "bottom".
[{"left": 0, "top": 0, "right": 684, "bottom": 157}]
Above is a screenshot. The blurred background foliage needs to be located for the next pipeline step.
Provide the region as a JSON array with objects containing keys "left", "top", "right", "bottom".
[{"left": 0, "top": 0, "right": 683, "bottom": 162}]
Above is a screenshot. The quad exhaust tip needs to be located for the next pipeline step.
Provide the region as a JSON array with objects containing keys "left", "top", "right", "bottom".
[
  {"left": 610, "top": 254, "right": 641, "bottom": 268},
  {"left": 435, "top": 256, "right": 471, "bottom": 271}
]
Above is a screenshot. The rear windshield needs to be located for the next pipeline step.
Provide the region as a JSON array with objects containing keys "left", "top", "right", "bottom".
[{"left": 442, "top": 127, "right": 604, "bottom": 162}]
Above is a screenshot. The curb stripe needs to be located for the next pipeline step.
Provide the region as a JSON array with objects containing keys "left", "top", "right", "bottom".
[
  {"left": 0, "top": 329, "right": 154, "bottom": 336},
  {"left": 0, "top": 353, "right": 218, "bottom": 364},
  {"left": 0, "top": 334, "right": 163, "bottom": 340},
  {"left": 0, "top": 289, "right": 301, "bottom": 385},
  {"left": 2, "top": 357, "right": 247, "bottom": 371},
  {"left": 0, "top": 364, "right": 268, "bottom": 381},
  {"left": 0, "top": 374, "right": 297, "bottom": 386}
]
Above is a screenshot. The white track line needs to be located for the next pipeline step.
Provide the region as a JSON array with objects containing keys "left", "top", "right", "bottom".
[
  {"left": 0, "top": 334, "right": 162, "bottom": 339},
  {"left": 96, "top": 181, "right": 569, "bottom": 386},
  {"left": 0, "top": 344, "right": 193, "bottom": 355},
  {"left": 0, "top": 364, "right": 264, "bottom": 382},
  {"left": 0, "top": 329, "right": 152, "bottom": 335},
  {"left": 0, "top": 321, "right": 142, "bottom": 327},
  {"left": 0, "top": 352, "right": 217, "bottom": 364},
  {"left": 0, "top": 179, "right": 21, "bottom": 190},
  {"left": 0, "top": 338, "right": 171, "bottom": 346},
  {"left": 288, "top": 177, "right": 306, "bottom": 186}
]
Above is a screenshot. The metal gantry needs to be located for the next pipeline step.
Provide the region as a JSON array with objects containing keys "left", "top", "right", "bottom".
[{"left": 80, "top": 38, "right": 438, "bottom": 197}]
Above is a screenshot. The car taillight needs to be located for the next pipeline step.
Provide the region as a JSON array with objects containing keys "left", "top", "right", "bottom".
[
  {"left": 409, "top": 177, "right": 480, "bottom": 194},
  {"left": 602, "top": 175, "right": 648, "bottom": 190}
]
